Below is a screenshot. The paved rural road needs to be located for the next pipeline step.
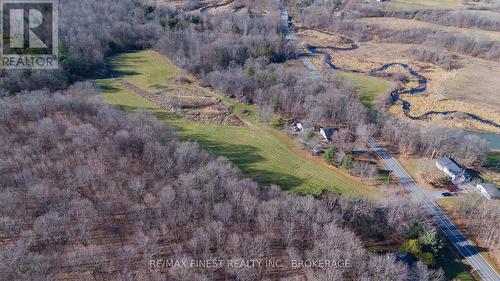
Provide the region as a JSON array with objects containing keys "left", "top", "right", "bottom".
[
  {"left": 280, "top": 4, "right": 500, "bottom": 279},
  {"left": 369, "top": 139, "right": 500, "bottom": 281}
]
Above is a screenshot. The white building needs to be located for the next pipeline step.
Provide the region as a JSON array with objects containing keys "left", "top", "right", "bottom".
[
  {"left": 435, "top": 157, "right": 470, "bottom": 183},
  {"left": 476, "top": 183, "right": 500, "bottom": 200}
]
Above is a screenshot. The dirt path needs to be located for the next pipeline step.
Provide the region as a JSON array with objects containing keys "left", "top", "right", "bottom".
[{"left": 114, "top": 78, "right": 245, "bottom": 126}]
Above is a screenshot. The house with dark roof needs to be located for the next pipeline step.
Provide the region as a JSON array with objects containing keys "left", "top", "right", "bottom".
[
  {"left": 435, "top": 156, "right": 470, "bottom": 183},
  {"left": 319, "top": 127, "right": 338, "bottom": 142},
  {"left": 476, "top": 183, "right": 500, "bottom": 200}
]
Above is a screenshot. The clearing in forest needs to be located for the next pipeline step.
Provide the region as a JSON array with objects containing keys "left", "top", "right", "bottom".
[
  {"left": 336, "top": 71, "right": 394, "bottom": 108},
  {"left": 94, "top": 50, "right": 375, "bottom": 197}
]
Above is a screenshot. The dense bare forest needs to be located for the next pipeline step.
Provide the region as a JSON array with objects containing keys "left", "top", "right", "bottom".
[{"left": 0, "top": 84, "right": 444, "bottom": 280}]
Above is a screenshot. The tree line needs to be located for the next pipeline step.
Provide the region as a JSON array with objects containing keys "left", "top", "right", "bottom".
[
  {"left": 448, "top": 194, "right": 500, "bottom": 266},
  {"left": 384, "top": 9, "right": 500, "bottom": 32},
  {"left": 0, "top": 0, "right": 160, "bottom": 93}
]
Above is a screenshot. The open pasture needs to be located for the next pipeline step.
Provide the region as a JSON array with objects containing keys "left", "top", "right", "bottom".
[{"left": 96, "top": 50, "right": 375, "bottom": 196}]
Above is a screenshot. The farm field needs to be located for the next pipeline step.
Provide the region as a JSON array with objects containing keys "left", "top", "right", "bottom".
[
  {"left": 336, "top": 71, "right": 394, "bottom": 108},
  {"left": 109, "top": 51, "right": 178, "bottom": 92},
  {"left": 95, "top": 50, "right": 374, "bottom": 197}
]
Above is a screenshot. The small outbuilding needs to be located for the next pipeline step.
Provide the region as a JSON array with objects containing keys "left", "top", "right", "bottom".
[
  {"left": 476, "top": 183, "right": 500, "bottom": 200},
  {"left": 320, "top": 127, "right": 338, "bottom": 142},
  {"left": 290, "top": 122, "right": 304, "bottom": 132}
]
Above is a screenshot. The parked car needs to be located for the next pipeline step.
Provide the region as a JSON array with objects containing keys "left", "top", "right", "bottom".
[{"left": 441, "top": 192, "right": 453, "bottom": 197}]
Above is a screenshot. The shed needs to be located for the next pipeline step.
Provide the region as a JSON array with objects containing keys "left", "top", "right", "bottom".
[{"left": 320, "top": 127, "right": 338, "bottom": 142}]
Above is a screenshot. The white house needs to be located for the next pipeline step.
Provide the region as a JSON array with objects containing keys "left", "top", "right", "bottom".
[
  {"left": 296, "top": 123, "right": 303, "bottom": 131},
  {"left": 435, "top": 157, "right": 470, "bottom": 183},
  {"left": 476, "top": 183, "right": 500, "bottom": 200}
]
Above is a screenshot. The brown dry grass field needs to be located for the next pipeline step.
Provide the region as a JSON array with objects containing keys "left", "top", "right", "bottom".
[
  {"left": 295, "top": 29, "right": 354, "bottom": 49},
  {"left": 390, "top": 96, "right": 500, "bottom": 133},
  {"left": 358, "top": 17, "right": 500, "bottom": 40},
  {"left": 442, "top": 58, "right": 500, "bottom": 111}
]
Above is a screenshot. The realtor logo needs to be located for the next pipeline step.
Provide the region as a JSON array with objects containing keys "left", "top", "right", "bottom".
[{"left": 1, "top": 0, "right": 58, "bottom": 69}]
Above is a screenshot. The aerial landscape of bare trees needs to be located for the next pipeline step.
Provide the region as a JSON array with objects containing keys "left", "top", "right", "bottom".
[
  {"left": 0, "top": 0, "right": 490, "bottom": 165},
  {"left": 0, "top": 0, "right": 497, "bottom": 279},
  {"left": 0, "top": 84, "right": 445, "bottom": 280}
]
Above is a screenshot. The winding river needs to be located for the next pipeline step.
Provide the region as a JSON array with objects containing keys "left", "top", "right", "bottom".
[{"left": 293, "top": 21, "right": 500, "bottom": 130}]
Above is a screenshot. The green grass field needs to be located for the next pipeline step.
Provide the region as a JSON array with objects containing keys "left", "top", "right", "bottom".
[
  {"left": 95, "top": 50, "right": 374, "bottom": 197},
  {"left": 108, "top": 50, "right": 178, "bottom": 92},
  {"left": 336, "top": 71, "right": 393, "bottom": 108},
  {"left": 485, "top": 152, "right": 500, "bottom": 169}
]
